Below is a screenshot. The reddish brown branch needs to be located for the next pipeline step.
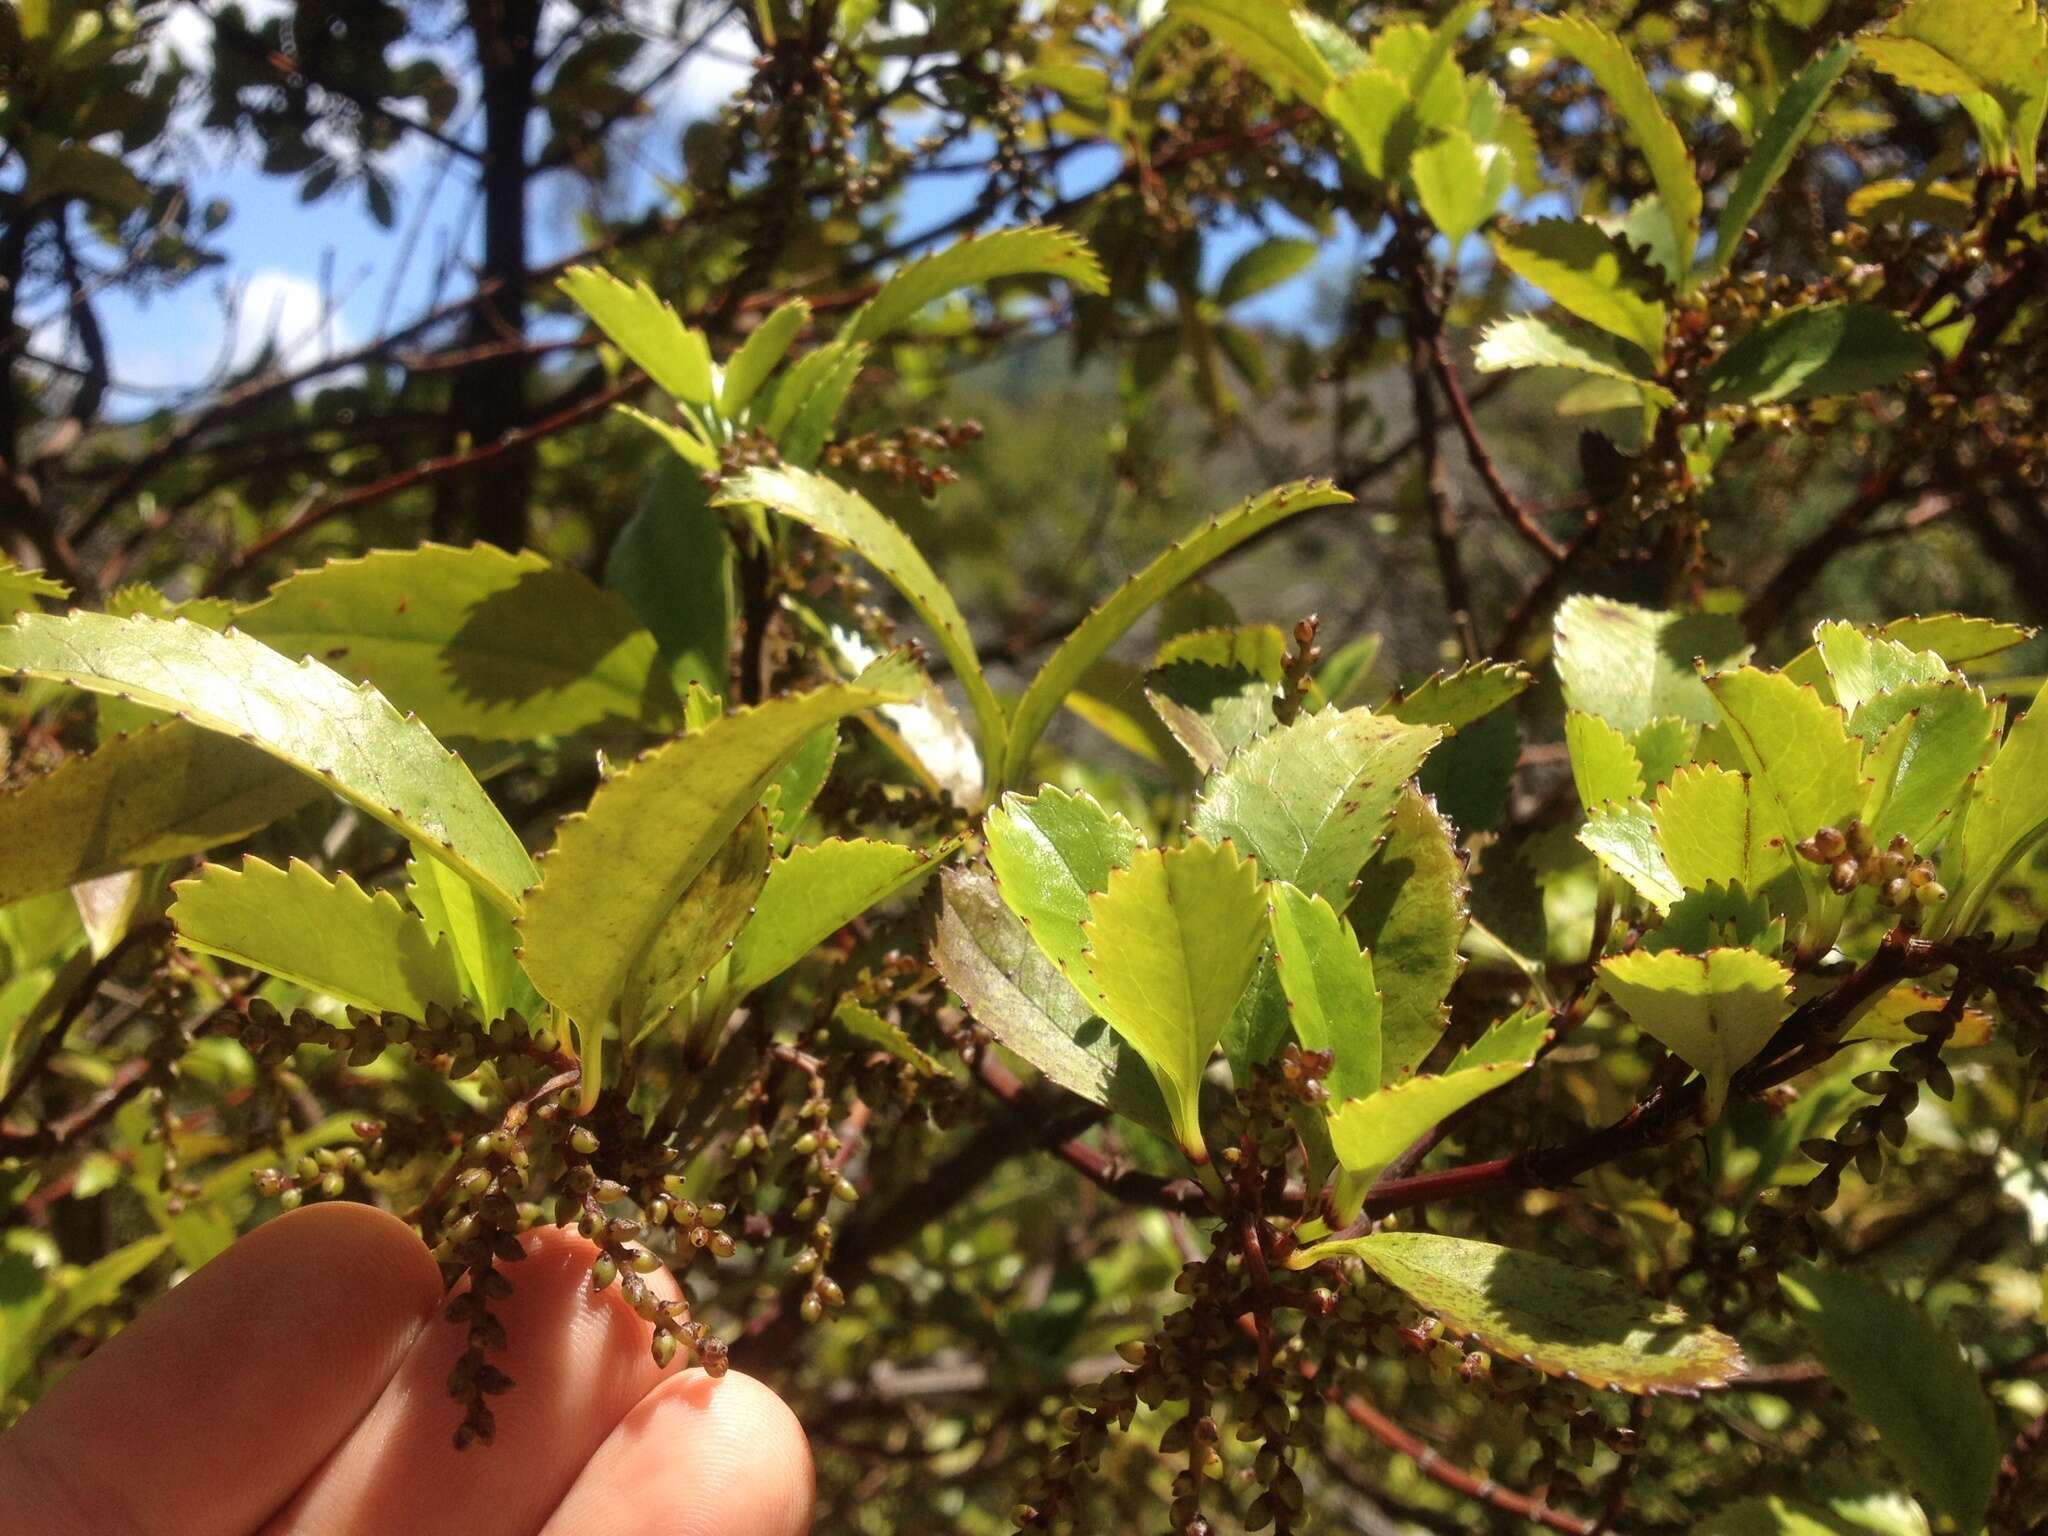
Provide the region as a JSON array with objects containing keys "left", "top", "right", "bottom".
[
  {"left": 203, "top": 374, "right": 640, "bottom": 590},
  {"left": 1428, "top": 331, "right": 1567, "bottom": 562},
  {"left": 1330, "top": 1389, "right": 1597, "bottom": 1536}
]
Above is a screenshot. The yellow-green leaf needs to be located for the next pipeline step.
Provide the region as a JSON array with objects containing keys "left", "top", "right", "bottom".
[
  {"left": 1525, "top": 14, "right": 1702, "bottom": 274},
  {"left": 1598, "top": 946, "right": 1793, "bottom": 1120},
  {"left": 726, "top": 836, "right": 950, "bottom": 996},
  {"left": 558, "top": 265, "right": 713, "bottom": 405},
  {"left": 1268, "top": 882, "right": 1381, "bottom": 1101},
  {"left": 170, "top": 857, "right": 467, "bottom": 1020},
  {"left": 1081, "top": 839, "right": 1270, "bottom": 1161},
  {"left": 0, "top": 722, "right": 317, "bottom": 906},
  {"left": 1006, "top": 480, "right": 1351, "bottom": 786},
  {"left": 719, "top": 465, "right": 1005, "bottom": 773},
  {"left": 0, "top": 613, "right": 536, "bottom": 918},
  {"left": 1294, "top": 1232, "right": 1746, "bottom": 1392},
  {"left": 238, "top": 543, "right": 680, "bottom": 740},
  {"left": 843, "top": 227, "right": 1107, "bottom": 343},
  {"left": 1190, "top": 705, "right": 1441, "bottom": 902},
  {"left": 1490, "top": 220, "right": 1669, "bottom": 358}
]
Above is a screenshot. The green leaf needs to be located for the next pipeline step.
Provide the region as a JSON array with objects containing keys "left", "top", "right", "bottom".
[
  {"left": 930, "top": 866, "right": 1168, "bottom": 1136},
  {"left": 778, "top": 343, "right": 868, "bottom": 467},
  {"left": 1062, "top": 657, "right": 1183, "bottom": 768},
  {"left": 1315, "top": 634, "right": 1385, "bottom": 709},
  {"left": 762, "top": 725, "right": 838, "bottom": 847},
  {"left": 757, "top": 340, "right": 865, "bottom": 447},
  {"left": 1609, "top": 192, "right": 1684, "bottom": 291},
  {"left": 1349, "top": 787, "right": 1468, "bottom": 1079},
  {"left": 1597, "top": 946, "right": 1793, "bottom": 1120},
  {"left": 1490, "top": 220, "right": 1670, "bottom": 357},
  {"left": 1323, "top": 1064, "right": 1531, "bottom": 1210},
  {"left": 1268, "top": 882, "right": 1381, "bottom": 1101},
  {"left": 1472, "top": 316, "right": 1671, "bottom": 402},
  {"left": 239, "top": 543, "right": 680, "bottom": 740},
  {"left": 2, "top": 1231, "right": 173, "bottom": 1395},
  {"left": 831, "top": 998, "right": 944, "bottom": 1077},
  {"left": 718, "top": 465, "right": 1005, "bottom": 772},
  {"left": 1168, "top": 0, "right": 1339, "bottom": 100},
  {"left": 558, "top": 265, "right": 712, "bottom": 405},
  {"left": 1941, "top": 675, "right": 2048, "bottom": 934},
  {"left": 1293, "top": 1232, "right": 1746, "bottom": 1392},
  {"left": 605, "top": 459, "right": 735, "bottom": 696},
  {"left": 0, "top": 557, "right": 68, "bottom": 618},
  {"left": 1524, "top": 15, "right": 1702, "bottom": 274},
  {"left": 1582, "top": 800, "right": 1686, "bottom": 911},
  {"left": 1814, "top": 620, "right": 1952, "bottom": 719},
  {"left": 1081, "top": 839, "right": 1270, "bottom": 1161},
  {"left": 1565, "top": 710, "right": 1647, "bottom": 814},
  {"left": 1653, "top": 763, "right": 1789, "bottom": 895},
  {"left": 1385, "top": 661, "right": 1532, "bottom": 733},
  {"left": 985, "top": 786, "right": 1145, "bottom": 1022},
  {"left": 1781, "top": 1264, "right": 1999, "bottom": 1530},
  {"left": 1707, "top": 667, "right": 1867, "bottom": 926},
  {"left": 1845, "top": 177, "right": 1978, "bottom": 228},
  {"left": 625, "top": 808, "right": 772, "bottom": 1044},
  {"left": 1223, "top": 949, "right": 1292, "bottom": 1081},
  {"left": 1697, "top": 1492, "right": 1931, "bottom": 1536},
  {"left": 0, "top": 722, "right": 317, "bottom": 906},
  {"left": 517, "top": 677, "right": 911, "bottom": 1081},
  {"left": 726, "top": 836, "right": 949, "bottom": 996},
  {"left": 1448, "top": 1003, "right": 1553, "bottom": 1072},
  {"left": 1709, "top": 43, "right": 1854, "bottom": 277},
  {"left": 720, "top": 298, "right": 811, "bottom": 420},
  {"left": 1554, "top": 594, "right": 1749, "bottom": 736},
  {"left": 1146, "top": 660, "right": 1279, "bottom": 775},
  {"left": 1417, "top": 706, "right": 1518, "bottom": 833},
  {"left": 1216, "top": 238, "right": 1319, "bottom": 306},
  {"left": 1322, "top": 67, "right": 1409, "bottom": 179},
  {"left": 1190, "top": 705, "right": 1441, "bottom": 902},
  {"left": 1649, "top": 882, "right": 1784, "bottom": 957},
  {"left": 1006, "top": 480, "right": 1351, "bottom": 785},
  {"left": 843, "top": 227, "right": 1107, "bottom": 342},
  {"left": 1858, "top": 681, "right": 1994, "bottom": 854},
  {"left": 170, "top": 857, "right": 467, "bottom": 1019},
  {"left": 1411, "top": 129, "right": 1512, "bottom": 246},
  {"left": 406, "top": 852, "right": 538, "bottom": 1025},
  {"left": 0, "top": 613, "right": 536, "bottom": 917},
  {"left": 1632, "top": 715, "right": 1700, "bottom": 795},
  {"left": 1155, "top": 624, "right": 1288, "bottom": 675},
  {"left": 1702, "top": 305, "right": 1932, "bottom": 405},
  {"left": 614, "top": 401, "right": 718, "bottom": 473},
  {"left": 1858, "top": 0, "right": 2048, "bottom": 187},
  {"left": 1876, "top": 612, "right": 2033, "bottom": 667}
]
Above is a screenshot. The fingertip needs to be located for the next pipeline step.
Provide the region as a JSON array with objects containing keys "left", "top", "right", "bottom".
[
  {"left": 1, "top": 1200, "right": 440, "bottom": 1536},
  {"left": 541, "top": 1368, "right": 813, "bottom": 1536},
  {"left": 259, "top": 1198, "right": 445, "bottom": 1317}
]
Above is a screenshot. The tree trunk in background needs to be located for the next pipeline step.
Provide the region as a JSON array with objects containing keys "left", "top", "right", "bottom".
[{"left": 436, "top": 0, "right": 541, "bottom": 549}]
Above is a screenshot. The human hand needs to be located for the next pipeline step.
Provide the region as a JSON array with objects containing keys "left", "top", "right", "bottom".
[{"left": 0, "top": 1203, "right": 812, "bottom": 1536}]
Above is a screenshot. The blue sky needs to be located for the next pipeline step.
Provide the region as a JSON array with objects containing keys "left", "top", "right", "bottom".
[{"left": 49, "top": 1, "right": 1369, "bottom": 417}]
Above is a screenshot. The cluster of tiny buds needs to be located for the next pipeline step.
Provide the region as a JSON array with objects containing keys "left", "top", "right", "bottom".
[
  {"left": 1796, "top": 821, "right": 1946, "bottom": 909},
  {"left": 251, "top": 1125, "right": 376, "bottom": 1209},
  {"left": 1275, "top": 616, "right": 1320, "bottom": 728},
  {"left": 559, "top": 1125, "right": 732, "bottom": 1378},
  {"left": 1746, "top": 1015, "right": 1956, "bottom": 1257},
  {"left": 705, "top": 428, "right": 780, "bottom": 489},
  {"left": 821, "top": 419, "right": 984, "bottom": 498},
  {"left": 1275, "top": 1044, "right": 1332, "bottom": 1107},
  {"left": 238, "top": 999, "right": 562, "bottom": 1081}
]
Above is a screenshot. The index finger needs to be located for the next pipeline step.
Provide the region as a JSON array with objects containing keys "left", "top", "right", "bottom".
[{"left": 0, "top": 1202, "right": 441, "bottom": 1536}]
